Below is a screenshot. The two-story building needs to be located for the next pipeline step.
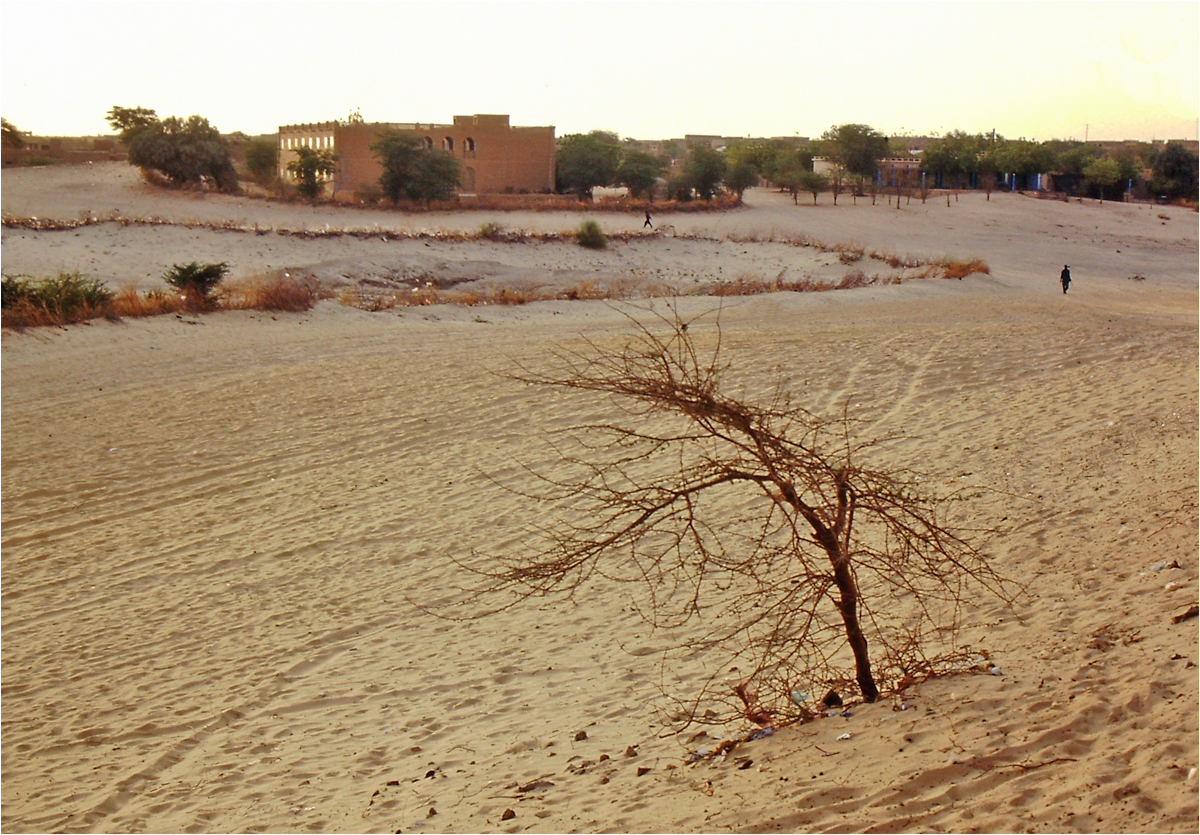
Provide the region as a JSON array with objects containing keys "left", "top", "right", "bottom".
[{"left": 278, "top": 114, "right": 555, "bottom": 199}]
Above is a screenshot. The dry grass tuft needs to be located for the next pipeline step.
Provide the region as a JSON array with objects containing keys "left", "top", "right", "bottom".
[
  {"left": 836, "top": 270, "right": 870, "bottom": 290},
  {"left": 108, "top": 285, "right": 185, "bottom": 318},
  {"left": 220, "top": 272, "right": 324, "bottom": 312},
  {"left": 941, "top": 258, "right": 991, "bottom": 279}
]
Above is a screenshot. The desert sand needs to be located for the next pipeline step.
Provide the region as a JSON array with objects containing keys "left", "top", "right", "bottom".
[{"left": 2, "top": 164, "right": 1197, "bottom": 834}]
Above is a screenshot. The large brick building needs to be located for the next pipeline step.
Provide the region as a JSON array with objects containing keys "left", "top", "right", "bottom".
[{"left": 278, "top": 114, "right": 555, "bottom": 199}]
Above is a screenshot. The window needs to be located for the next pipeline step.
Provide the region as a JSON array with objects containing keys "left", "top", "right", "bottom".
[
  {"left": 443, "top": 137, "right": 454, "bottom": 151},
  {"left": 423, "top": 136, "right": 434, "bottom": 150},
  {"left": 466, "top": 137, "right": 476, "bottom": 151}
]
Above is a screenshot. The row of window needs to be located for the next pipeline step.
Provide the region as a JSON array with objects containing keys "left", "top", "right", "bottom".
[
  {"left": 282, "top": 135, "right": 333, "bottom": 150},
  {"left": 279, "top": 135, "right": 479, "bottom": 154},
  {"left": 426, "top": 136, "right": 477, "bottom": 152}
]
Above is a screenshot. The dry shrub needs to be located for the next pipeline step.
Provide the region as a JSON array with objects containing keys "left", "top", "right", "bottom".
[
  {"left": 711, "top": 276, "right": 775, "bottom": 297},
  {"left": 839, "top": 250, "right": 863, "bottom": 264},
  {"left": 109, "top": 285, "right": 184, "bottom": 318},
  {"left": 220, "top": 272, "right": 322, "bottom": 312},
  {"left": 941, "top": 258, "right": 990, "bottom": 279},
  {"left": 707, "top": 273, "right": 836, "bottom": 297},
  {"left": 870, "top": 249, "right": 924, "bottom": 269},
  {"left": 836, "top": 270, "right": 871, "bottom": 290}
]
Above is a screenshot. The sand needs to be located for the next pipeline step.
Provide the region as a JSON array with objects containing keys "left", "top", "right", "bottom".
[{"left": 2, "top": 164, "right": 1197, "bottom": 833}]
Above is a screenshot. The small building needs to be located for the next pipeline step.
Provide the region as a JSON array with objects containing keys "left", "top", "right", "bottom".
[
  {"left": 278, "top": 115, "right": 555, "bottom": 199},
  {"left": 1, "top": 135, "right": 125, "bottom": 167}
]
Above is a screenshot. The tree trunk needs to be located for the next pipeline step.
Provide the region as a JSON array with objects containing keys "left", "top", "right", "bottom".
[
  {"left": 801, "top": 499, "right": 880, "bottom": 704},
  {"left": 831, "top": 561, "right": 879, "bottom": 702}
]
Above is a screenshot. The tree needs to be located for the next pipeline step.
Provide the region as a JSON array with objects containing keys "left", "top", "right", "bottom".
[
  {"left": 106, "top": 106, "right": 239, "bottom": 192},
  {"left": 287, "top": 146, "right": 338, "bottom": 199},
  {"left": 616, "top": 150, "right": 666, "bottom": 200},
  {"left": 244, "top": 137, "right": 279, "bottom": 185},
  {"left": 726, "top": 140, "right": 785, "bottom": 179},
  {"left": 683, "top": 144, "right": 727, "bottom": 200},
  {"left": 798, "top": 169, "right": 828, "bottom": 205},
  {"left": 412, "top": 147, "right": 462, "bottom": 203},
  {"left": 105, "top": 106, "right": 158, "bottom": 139},
  {"left": 724, "top": 159, "right": 760, "bottom": 201},
  {"left": 556, "top": 131, "right": 622, "bottom": 200},
  {"left": 1055, "top": 143, "right": 1101, "bottom": 177},
  {"left": 919, "top": 131, "right": 982, "bottom": 192},
  {"left": 1150, "top": 142, "right": 1199, "bottom": 200},
  {"left": 2, "top": 117, "right": 25, "bottom": 149},
  {"left": 994, "top": 139, "right": 1054, "bottom": 189},
  {"left": 464, "top": 311, "right": 1013, "bottom": 721},
  {"left": 766, "top": 148, "right": 815, "bottom": 203},
  {"left": 1083, "top": 156, "right": 1121, "bottom": 204},
  {"left": 821, "top": 124, "right": 888, "bottom": 196},
  {"left": 772, "top": 153, "right": 822, "bottom": 205},
  {"left": 666, "top": 169, "right": 695, "bottom": 202},
  {"left": 371, "top": 130, "right": 461, "bottom": 204}
]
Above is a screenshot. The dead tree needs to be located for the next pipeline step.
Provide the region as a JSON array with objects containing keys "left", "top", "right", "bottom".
[{"left": 467, "top": 309, "right": 1012, "bottom": 719}]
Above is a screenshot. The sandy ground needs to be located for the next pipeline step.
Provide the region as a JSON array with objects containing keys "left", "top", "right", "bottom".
[{"left": 2, "top": 164, "right": 1198, "bottom": 834}]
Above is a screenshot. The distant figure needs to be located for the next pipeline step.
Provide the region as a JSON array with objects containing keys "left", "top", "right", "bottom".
[
  {"left": 644, "top": 210, "right": 653, "bottom": 229},
  {"left": 1061, "top": 265, "right": 1071, "bottom": 294}
]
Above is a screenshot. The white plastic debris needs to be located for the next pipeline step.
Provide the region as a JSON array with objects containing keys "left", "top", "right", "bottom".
[{"left": 836, "top": 733, "right": 852, "bottom": 741}]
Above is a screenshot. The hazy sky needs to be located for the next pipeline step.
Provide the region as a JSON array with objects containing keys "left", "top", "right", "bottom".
[{"left": 2, "top": 2, "right": 1196, "bottom": 142}]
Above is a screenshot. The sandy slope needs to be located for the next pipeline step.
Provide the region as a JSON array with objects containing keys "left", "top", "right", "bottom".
[{"left": 2, "top": 165, "right": 1198, "bottom": 834}]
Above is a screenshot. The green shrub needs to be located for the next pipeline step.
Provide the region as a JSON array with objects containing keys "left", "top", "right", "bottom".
[
  {"left": 243, "top": 137, "right": 279, "bottom": 185},
  {"left": 163, "top": 261, "right": 229, "bottom": 308},
  {"left": 2, "top": 275, "right": 32, "bottom": 308},
  {"left": 576, "top": 219, "right": 607, "bottom": 250},
  {"left": 1, "top": 272, "right": 114, "bottom": 327}
]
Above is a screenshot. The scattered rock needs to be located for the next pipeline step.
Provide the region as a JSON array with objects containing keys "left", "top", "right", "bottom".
[
  {"left": 574, "top": 730, "right": 588, "bottom": 741},
  {"left": 386, "top": 780, "right": 400, "bottom": 786},
  {"left": 424, "top": 769, "right": 437, "bottom": 779},
  {"left": 1173, "top": 604, "right": 1199, "bottom": 624},
  {"left": 737, "top": 758, "right": 754, "bottom": 770},
  {"left": 624, "top": 745, "right": 638, "bottom": 758},
  {"left": 822, "top": 689, "right": 843, "bottom": 708},
  {"left": 426, "top": 808, "right": 437, "bottom": 818},
  {"left": 598, "top": 753, "right": 610, "bottom": 762},
  {"left": 637, "top": 766, "right": 652, "bottom": 776},
  {"left": 501, "top": 808, "right": 516, "bottom": 821}
]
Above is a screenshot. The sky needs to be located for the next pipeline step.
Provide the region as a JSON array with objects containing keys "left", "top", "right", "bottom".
[{"left": 2, "top": 1, "right": 1197, "bottom": 143}]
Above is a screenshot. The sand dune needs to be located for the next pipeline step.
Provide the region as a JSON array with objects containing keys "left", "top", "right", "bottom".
[{"left": 2, "top": 166, "right": 1197, "bottom": 833}]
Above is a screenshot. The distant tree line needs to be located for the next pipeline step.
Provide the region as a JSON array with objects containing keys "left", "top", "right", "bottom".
[
  {"left": 98, "top": 105, "right": 1198, "bottom": 205},
  {"left": 558, "top": 123, "right": 1197, "bottom": 205}
]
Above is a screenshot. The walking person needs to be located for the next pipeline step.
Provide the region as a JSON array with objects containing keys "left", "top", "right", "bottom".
[
  {"left": 1060, "top": 264, "right": 1071, "bottom": 294},
  {"left": 644, "top": 210, "right": 653, "bottom": 229}
]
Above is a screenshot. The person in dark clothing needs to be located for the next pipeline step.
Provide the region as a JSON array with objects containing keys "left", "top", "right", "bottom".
[
  {"left": 1061, "top": 265, "right": 1071, "bottom": 294},
  {"left": 644, "top": 210, "right": 653, "bottom": 229}
]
